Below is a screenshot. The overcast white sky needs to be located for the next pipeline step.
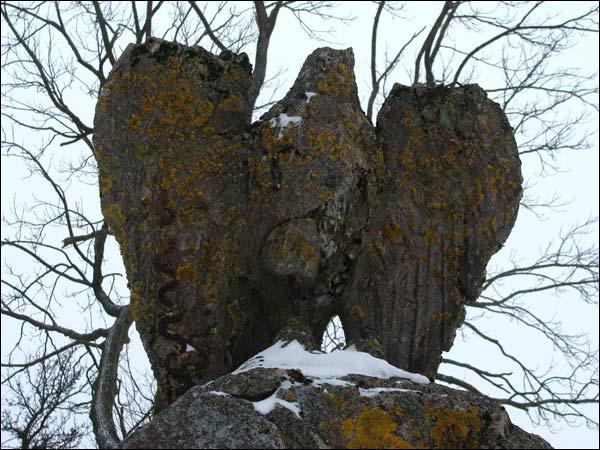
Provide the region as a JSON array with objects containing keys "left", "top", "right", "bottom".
[{"left": 1, "top": 1, "right": 598, "bottom": 448}]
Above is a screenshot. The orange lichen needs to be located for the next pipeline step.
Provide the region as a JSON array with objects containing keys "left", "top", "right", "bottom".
[
  {"left": 342, "top": 407, "right": 413, "bottom": 449},
  {"left": 424, "top": 402, "right": 481, "bottom": 449},
  {"left": 325, "top": 391, "right": 350, "bottom": 412},
  {"left": 130, "top": 281, "right": 156, "bottom": 323},
  {"left": 317, "top": 62, "right": 353, "bottom": 97},
  {"left": 176, "top": 263, "right": 197, "bottom": 283},
  {"left": 218, "top": 94, "right": 244, "bottom": 111},
  {"left": 99, "top": 174, "right": 115, "bottom": 196},
  {"left": 382, "top": 222, "right": 401, "bottom": 243},
  {"left": 102, "top": 203, "right": 126, "bottom": 242},
  {"left": 431, "top": 311, "right": 452, "bottom": 325}
]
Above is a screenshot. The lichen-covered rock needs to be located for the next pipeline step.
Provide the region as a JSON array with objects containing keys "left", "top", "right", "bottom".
[
  {"left": 94, "top": 39, "right": 374, "bottom": 409},
  {"left": 93, "top": 38, "right": 522, "bottom": 410},
  {"left": 94, "top": 38, "right": 258, "bottom": 409},
  {"left": 120, "top": 366, "right": 551, "bottom": 449},
  {"left": 120, "top": 388, "right": 285, "bottom": 449},
  {"left": 341, "top": 83, "right": 522, "bottom": 379},
  {"left": 251, "top": 46, "right": 372, "bottom": 342}
]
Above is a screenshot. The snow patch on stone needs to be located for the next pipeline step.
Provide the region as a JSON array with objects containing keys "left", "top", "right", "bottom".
[
  {"left": 305, "top": 91, "right": 318, "bottom": 103},
  {"left": 251, "top": 381, "right": 301, "bottom": 418},
  {"left": 234, "top": 340, "right": 429, "bottom": 384},
  {"left": 208, "top": 390, "right": 230, "bottom": 397},
  {"left": 312, "top": 377, "right": 353, "bottom": 388},
  {"left": 269, "top": 113, "right": 302, "bottom": 138},
  {"left": 358, "top": 387, "right": 420, "bottom": 397}
]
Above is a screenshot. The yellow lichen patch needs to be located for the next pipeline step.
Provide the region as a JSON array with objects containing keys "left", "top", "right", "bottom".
[
  {"left": 424, "top": 402, "right": 481, "bottom": 449},
  {"left": 342, "top": 407, "right": 413, "bottom": 449},
  {"left": 218, "top": 94, "right": 244, "bottom": 112},
  {"left": 125, "top": 55, "right": 216, "bottom": 142},
  {"left": 129, "top": 281, "right": 143, "bottom": 321},
  {"left": 317, "top": 62, "right": 354, "bottom": 97},
  {"left": 176, "top": 263, "right": 197, "bottom": 283},
  {"left": 95, "top": 95, "right": 111, "bottom": 115},
  {"left": 261, "top": 122, "right": 296, "bottom": 153},
  {"left": 283, "top": 390, "right": 295, "bottom": 402},
  {"left": 230, "top": 217, "right": 246, "bottom": 229},
  {"left": 431, "top": 311, "right": 452, "bottom": 325},
  {"left": 317, "top": 187, "right": 335, "bottom": 203},
  {"left": 271, "top": 245, "right": 288, "bottom": 259},
  {"left": 155, "top": 237, "right": 175, "bottom": 256},
  {"left": 222, "top": 66, "right": 249, "bottom": 88},
  {"left": 128, "top": 114, "right": 141, "bottom": 130},
  {"left": 400, "top": 110, "right": 418, "bottom": 127},
  {"left": 102, "top": 203, "right": 126, "bottom": 242},
  {"left": 325, "top": 391, "right": 350, "bottom": 412},
  {"left": 102, "top": 202, "right": 124, "bottom": 225},
  {"left": 247, "top": 153, "right": 273, "bottom": 194},
  {"left": 422, "top": 229, "right": 438, "bottom": 246},
  {"left": 382, "top": 222, "right": 401, "bottom": 243},
  {"left": 99, "top": 174, "right": 115, "bottom": 196},
  {"left": 130, "top": 281, "right": 156, "bottom": 323}
]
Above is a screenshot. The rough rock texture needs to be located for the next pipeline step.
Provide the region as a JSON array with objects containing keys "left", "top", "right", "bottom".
[
  {"left": 342, "top": 84, "right": 523, "bottom": 378},
  {"left": 120, "top": 367, "right": 551, "bottom": 449},
  {"left": 94, "top": 39, "right": 257, "bottom": 408},
  {"left": 93, "top": 39, "right": 522, "bottom": 408}
]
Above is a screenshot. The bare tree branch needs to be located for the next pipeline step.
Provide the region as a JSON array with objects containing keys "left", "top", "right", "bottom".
[{"left": 90, "top": 307, "right": 133, "bottom": 449}]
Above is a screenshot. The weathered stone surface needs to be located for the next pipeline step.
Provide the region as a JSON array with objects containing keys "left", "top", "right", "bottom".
[
  {"left": 94, "top": 39, "right": 373, "bottom": 408},
  {"left": 251, "top": 46, "right": 372, "bottom": 344},
  {"left": 93, "top": 38, "right": 522, "bottom": 408},
  {"left": 120, "top": 367, "right": 551, "bottom": 449},
  {"left": 121, "top": 387, "right": 285, "bottom": 449},
  {"left": 94, "top": 38, "right": 257, "bottom": 409},
  {"left": 341, "top": 83, "right": 522, "bottom": 378}
]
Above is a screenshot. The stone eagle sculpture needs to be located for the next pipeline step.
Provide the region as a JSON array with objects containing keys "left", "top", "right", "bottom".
[{"left": 93, "top": 38, "right": 522, "bottom": 409}]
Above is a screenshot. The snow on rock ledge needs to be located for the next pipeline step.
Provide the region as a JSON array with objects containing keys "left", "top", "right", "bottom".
[
  {"left": 234, "top": 340, "right": 429, "bottom": 384},
  {"left": 120, "top": 341, "right": 552, "bottom": 449}
]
